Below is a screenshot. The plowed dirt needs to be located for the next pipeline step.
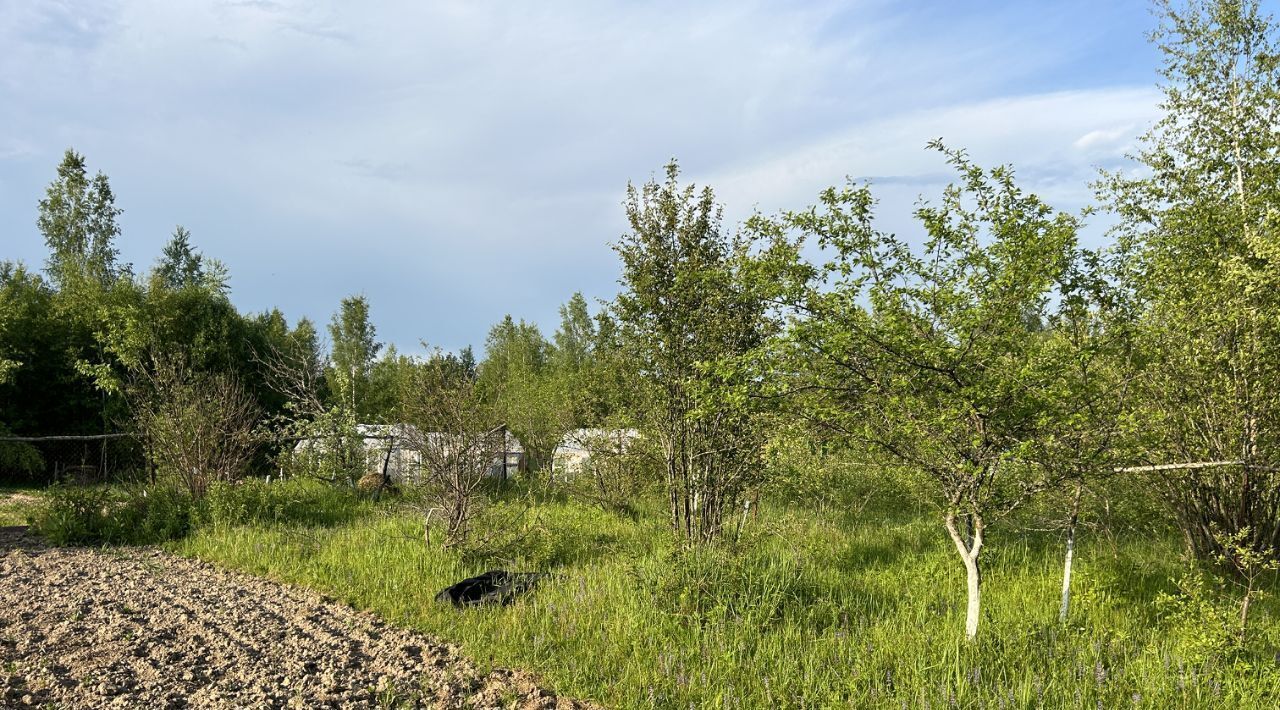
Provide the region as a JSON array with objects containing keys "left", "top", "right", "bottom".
[{"left": 0, "top": 526, "right": 596, "bottom": 709}]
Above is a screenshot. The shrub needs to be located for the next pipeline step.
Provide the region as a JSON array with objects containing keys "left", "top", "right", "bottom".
[
  {"left": 1156, "top": 570, "right": 1241, "bottom": 665},
  {"left": 116, "top": 486, "right": 197, "bottom": 543},
  {"left": 0, "top": 438, "right": 44, "bottom": 481},
  {"left": 129, "top": 356, "right": 261, "bottom": 498},
  {"left": 30, "top": 484, "right": 196, "bottom": 545},
  {"left": 28, "top": 485, "right": 114, "bottom": 545}
]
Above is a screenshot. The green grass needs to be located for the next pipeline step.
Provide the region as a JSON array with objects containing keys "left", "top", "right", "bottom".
[
  {"left": 163, "top": 481, "right": 1280, "bottom": 708},
  {"left": 0, "top": 483, "right": 41, "bottom": 525}
]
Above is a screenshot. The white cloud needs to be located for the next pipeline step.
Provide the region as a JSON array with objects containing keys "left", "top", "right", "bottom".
[
  {"left": 700, "top": 87, "right": 1160, "bottom": 256},
  {"left": 710, "top": 88, "right": 1159, "bottom": 214},
  {"left": 0, "top": 0, "right": 1164, "bottom": 350},
  {"left": 1073, "top": 124, "right": 1139, "bottom": 152}
]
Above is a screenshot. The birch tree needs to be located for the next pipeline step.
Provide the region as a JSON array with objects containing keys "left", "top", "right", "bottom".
[
  {"left": 327, "top": 295, "right": 382, "bottom": 419},
  {"left": 478, "top": 315, "right": 573, "bottom": 475},
  {"left": 39, "top": 149, "right": 123, "bottom": 290},
  {"left": 1103, "top": 0, "right": 1280, "bottom": 559}
]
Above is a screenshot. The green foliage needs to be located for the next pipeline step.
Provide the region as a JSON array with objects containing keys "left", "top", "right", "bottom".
[
  {"left": 122, "top": 486, "right": 201, "bottom": 543},
  {"left": 128, "top": 356, "right": 261, "bottom": 497},
  {"left": 613, "top": 161, "right": 785, "bottom": 542},
  {"left": 1216, "top": 527, "right": 1280, "bottom": 582},
  {"left": 200, "top": 478, "right": 366, "bottom": 528},
  {"left": 780, "top": 144, "right": 1092, "bottom": 638},
  {"left": 7, "top": 9, "right": 1280, "bottom": 706},
  {"left": 28, "top": 485, "right": 115, "bottom": 544},
  {"left": 551, "top": 292, "right": 595, "bottom": 375},
  {"left": 37, "top": 149, "right": 124, "bottom": 289},
  {"left": 0, "top": 269, "right": 19, "bottom": 388},
  {"left": 2, "top": 150, "right": 311, "bottom": 460},
  {"left": 0, "top": 423, "right": 44, "bottom": 480},
  {"left": 249, "top": 310, "right": 328, "bottom": 432},
  {"left": 29, "top": 478, "right": 366, "bottom": 546},
  {"left": 0, "top": 259, "right": 118, "bottom": 439},
  {"left": 136, "top": 226, "right": 247, "bottom": 379},
  {"left": 468, "top": 293, "right": 625, "bottom": 490},
  {"left": 282, "top": 402, "right": 366, "bottom": 486},
  {"left": 364, "top": 345, "right": 416, "bottom": 422},
  {"left": 29, "top": 484, "right": 196, "bottom": 545},
  {"left": 1103, "top": 0, "right": 1280, "bottom": 559},
  {"left": 327, "top": 295, "right": 382, "bottom": 419},
  {"left": 787, "top": 144, "right": 1085, "bottom": 519},
  {"left": 759, "top": 430, "right": 908, "bottom": 513},
  {"left": 1157, "top": 570, "right": 1245, "bottom": 665},
  {"left": 557, "top": 432, "right": 660, "bottom": 518},
  {"left": 171, "top": 490, "right": 1280, "bottom": 708},
  {"left": 477, "top": 315, "right": 571, "bottom": 473},
  {"left": 153, "top": 225, "right": 229, "bottom": 294},
  {"left": 0, "top": 444, "right": 44, "bottom": 480}
]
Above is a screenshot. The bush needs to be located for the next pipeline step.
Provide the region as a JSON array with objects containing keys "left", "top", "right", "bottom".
[
  {"left": 128, "top": 356, "right": 261, "bottom": 497},
  {"left": 30, "top": 484, "right": 196, "bottom": 545},
  {"left": 1156, "top": 570, "right": 1241, "bottom": 664},
  {"left": 0, "top": 439, "right": 44, "bottom": 481},
  {"left": 30, "top": 478, "right": 367, "bottom": 547},
  {"left": 28, "top": 485, "right": 114, "bottom": 545},
  {"left": 116, "top": 486, "right": 197, "bottom": 543}
]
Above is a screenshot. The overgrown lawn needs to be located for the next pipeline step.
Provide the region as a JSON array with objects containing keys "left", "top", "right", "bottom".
[{"left": 166, "top": 481, "right": 1280, "bottom": 708}]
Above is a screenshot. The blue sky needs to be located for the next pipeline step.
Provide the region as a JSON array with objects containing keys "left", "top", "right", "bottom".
[{"left": 0, "top": 1, "right": 1189, "bottom": 354}]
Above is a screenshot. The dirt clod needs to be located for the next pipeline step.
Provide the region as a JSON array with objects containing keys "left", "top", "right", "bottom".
[{"left": 0, "top": 527, "right": 596, "bottom": 709}]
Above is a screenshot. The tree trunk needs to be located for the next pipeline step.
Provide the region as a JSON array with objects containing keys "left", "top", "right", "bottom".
[
  {"left": 1060, "top": 481, "right": 1083, "bottom": 623},
  {"left": 374, "top": 437, "right": 394, "bottom": 502},
  {"left": 734, "top": 498, "right": 751, "bottom": 543},
  {"left": 1240, "top": 581, "right": 1254, "bottom": 644},
  {"left": 962, "top": 551, "right": 981, "bottom": 639},
  {"left": 945, "top": 512, "right": 985, "bottom": 640}
]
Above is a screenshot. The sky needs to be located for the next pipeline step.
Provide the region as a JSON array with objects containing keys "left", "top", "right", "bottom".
[{"left": 0, "top": 1, "right": 1185, "bottom": 354}]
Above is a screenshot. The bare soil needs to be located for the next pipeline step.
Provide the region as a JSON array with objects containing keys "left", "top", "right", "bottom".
[{"left": 0, "top": 526, "right": 597, "bottom": 709}]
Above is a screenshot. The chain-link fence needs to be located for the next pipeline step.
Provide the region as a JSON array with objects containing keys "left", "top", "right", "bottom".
[
  {"left": 0, "top": 434, "right": 147, "bottom": 485},
  {"left": 0, "top": 428, "right": 528, "bottom": 487},
  {"left": 0, "top": 433, "right": 300, "bottom": 486}
]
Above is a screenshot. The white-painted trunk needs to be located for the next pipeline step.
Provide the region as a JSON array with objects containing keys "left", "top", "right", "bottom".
[
  {"left": 945, "top": 512, "right": 984, "bottom": 640},
  {"left": 734, "top": 498, "right": 751, "bottom": 543},
  {"left": 1060, "top": 482, "right": 1082, "bottom": 624},
  {"left": 963, "top": 553, "right": 981, "bottom": 640},
  {"left": 1059, "top": 528, "right": 1075, "bottom": 623}
]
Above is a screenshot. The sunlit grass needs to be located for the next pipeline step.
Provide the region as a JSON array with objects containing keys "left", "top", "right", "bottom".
[
  {"left": 167, "top": 481, "right": 1280, "bottom": 708},
  {"left": 0, "top": 483, "right": 41, "bottom": 526}
]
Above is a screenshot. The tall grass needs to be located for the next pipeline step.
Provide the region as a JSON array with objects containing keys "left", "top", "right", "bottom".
[{"left": 169, "top": 483, "right": 1280, "bottom": 708}]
